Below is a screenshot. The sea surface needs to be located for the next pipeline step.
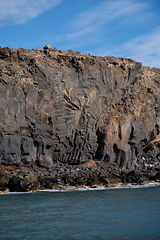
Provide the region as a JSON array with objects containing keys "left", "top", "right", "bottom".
[{"left": 0, "top": 183, "right": 160, "bottom": 240}]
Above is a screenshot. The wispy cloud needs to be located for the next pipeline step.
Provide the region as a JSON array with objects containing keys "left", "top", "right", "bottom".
[
  {"left": 96, "top": 27, "right": 160, "bottom": 68},
  {"left": 66, "top": 0, "right": 149, "bottom": 40},
  {"left": 63, "top": 0, "right": 160, "bottom": 68},
  {"left": 0, "top": 0, "right": 62, "bottom": 26},
  {"left": 119, "top": 28, "right": 160, "bottom": 68}
]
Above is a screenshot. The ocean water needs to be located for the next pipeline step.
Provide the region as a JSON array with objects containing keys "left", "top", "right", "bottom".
[{"left": 0, "top": 184, "right": 160, "bottom": 240}]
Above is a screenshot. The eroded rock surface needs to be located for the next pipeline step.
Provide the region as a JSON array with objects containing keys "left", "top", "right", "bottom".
[{"left": 0, "top": 46, "right": 160, "bottom": 170}]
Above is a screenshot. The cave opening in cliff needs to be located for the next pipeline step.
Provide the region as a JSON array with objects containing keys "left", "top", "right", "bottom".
[
  {"left": 113, "top": 144, "right": 126, "bottom": 168},
  {"left": 95, "top": 128, "right": 106, "bottom": 160},
  {"left": 129, "top": 125, "right": 134, "bottom": 140},
  {"left": 113, "top": 143, "right": 120, "bottom": 163}
]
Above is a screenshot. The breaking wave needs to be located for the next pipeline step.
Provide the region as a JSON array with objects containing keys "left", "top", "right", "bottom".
[{"left": 1, "top": 181, "right": 160, "bottom": 195}]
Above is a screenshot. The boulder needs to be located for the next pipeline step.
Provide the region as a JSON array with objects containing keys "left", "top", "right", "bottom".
[
  {"left": 8, "top": 176, "right": 24, "bottom": 192},
  {"left": 44, "top": 44, "right": 51, "bottom": 50},
  {"left": 22, "top": 173, "right": 39, "bottom": 191},
  {"left": 0, "top": 175, "right": 9, "bottom": 191}
]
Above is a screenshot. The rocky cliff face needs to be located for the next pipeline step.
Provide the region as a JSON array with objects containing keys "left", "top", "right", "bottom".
[{"left": 0, "top": 46, "right": 160, "bottom": 170}]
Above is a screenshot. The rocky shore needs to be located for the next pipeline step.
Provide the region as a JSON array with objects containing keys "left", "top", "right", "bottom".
[
  {"left": 0, "top": 45, "right": 160, "bottom": 192},
  {"left": 0, "top": 158, "right": 160, "bottom": 192}
]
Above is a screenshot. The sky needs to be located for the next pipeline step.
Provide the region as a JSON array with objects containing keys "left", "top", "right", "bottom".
[{"left": 0, "top": 0, "right": 160, "bottom": 68}]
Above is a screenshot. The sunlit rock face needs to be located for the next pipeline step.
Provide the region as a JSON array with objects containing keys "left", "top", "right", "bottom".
[{"left": 0, "top": 46, "right": 160, "bottom": 169}]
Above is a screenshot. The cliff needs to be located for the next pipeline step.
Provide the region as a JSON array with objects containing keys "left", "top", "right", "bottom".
[{"left": 0, "top": 45, "right": 160, "bottom": 191}]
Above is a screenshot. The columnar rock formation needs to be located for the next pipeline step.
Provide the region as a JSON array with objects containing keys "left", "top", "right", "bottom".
[{"left": 0, "top": 46, "right": 160, "bottom": 170}]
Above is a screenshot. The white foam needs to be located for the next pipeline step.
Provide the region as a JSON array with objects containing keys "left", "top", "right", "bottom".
[
  {"left": 72, "top": 185, "right": 107, "bottom": 191},
  {"left": 39, "top": 185, "right": 107, "bottom": 193},
  {"left": 39, "top": 189, "right": 66, "bottom": 193},
  {"left": 109, "top": 182, "right": 160, "bottom": 190},
  {"left": 1, "top": 182, "right": 160, "bottom": 195},
  {"left": 38, "top": 182, "right": 160, "bottom": 192}
]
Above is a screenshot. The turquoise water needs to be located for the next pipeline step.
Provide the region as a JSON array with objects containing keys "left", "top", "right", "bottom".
[{"left": 0, "top": 184, "right": 160, "bottom": 240}]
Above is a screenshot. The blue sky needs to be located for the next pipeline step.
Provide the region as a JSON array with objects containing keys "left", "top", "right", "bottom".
[{"left": 0, "top": 0, "right": 160, "bottom": 68}]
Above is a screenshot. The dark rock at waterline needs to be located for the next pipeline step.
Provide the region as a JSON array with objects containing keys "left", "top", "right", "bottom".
[
  {"left": 0, "top": 161, "right": 160, "bottom": 192},
  {"left": 0, "top": 175, "right": 9, "bottom": 191},
  {"left": 8, "top": 176, "right": 25, "bottom": 192},
  {"left": 8, "top": 174, "right": 40, "bottom": 192}
]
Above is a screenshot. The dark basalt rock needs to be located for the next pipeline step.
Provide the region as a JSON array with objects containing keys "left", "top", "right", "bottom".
[
  {"left": 8, "top": 173, "right": 40, "bottom": 192},
  {"left": 0, "top": 161, "right": 160, "bottom": 192},
  {"left": 0, "top": 46, "right": 160, "bottom": 175},
  {"left": 0, "top": 174, "right": 9, "bottom": 191},
  {"left": 8, "top": 176, "right": 25, "bottom": 192}
]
